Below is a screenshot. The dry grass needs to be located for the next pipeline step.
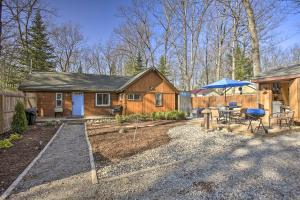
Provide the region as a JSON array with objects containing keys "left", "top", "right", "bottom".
[{"left": 87, "top": 120, "right": 186, "bottom": 163}]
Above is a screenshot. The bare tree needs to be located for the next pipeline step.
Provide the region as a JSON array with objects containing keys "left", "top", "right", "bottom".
[
  {"left": 242, "top": 0, "right": 261, "bottom": 76},
  {"left": 50, "top": 23, "right": 83, "bottom": 72}
]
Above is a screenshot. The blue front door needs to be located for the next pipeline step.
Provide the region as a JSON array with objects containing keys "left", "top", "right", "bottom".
[{"left": 72, "top": 93, "right": 84, "bottom": 116}]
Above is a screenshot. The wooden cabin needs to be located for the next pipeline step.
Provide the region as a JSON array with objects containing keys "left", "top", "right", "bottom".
[
  {"left": 18, "top": 68, "right": 179, "bottom": 118},
  {"left": 252, "top": 64, "right": 300, "bottom": 122}
]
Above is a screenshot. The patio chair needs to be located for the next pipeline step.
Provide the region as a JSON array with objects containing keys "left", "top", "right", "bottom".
[
  {"left": 216, "top": 107, "right": 226, "bottom": 124},
  {"left": 278, "top": 111, "right": 295, "bottom": 128},
  {"left": 228, "top": 102, "right": 238, "bottom": 110},
  {"left": 230, "top": 108, "right": 247, "bottom": 124},
  {"left": 269, "top": 110, "right": 295, "bottom": 128}
]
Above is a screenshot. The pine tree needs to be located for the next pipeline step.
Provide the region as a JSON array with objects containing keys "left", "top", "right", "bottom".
[
  {"left": 134, "top": 52, "right": 144, "bottom": 74},
  {"left": 11, "top": 101, "right": 28, "bottom": 134},
  {"left": 125, "top": 52, "right": 145, "bottom": 76},
  {"left": 28, "top": 10, "right": 54, "bottom": 72},
  {"left": 158, "top": 56, "right": 170, "bottom": 77},
  {"left": 234, "top": 47, "right": 253, "bottom": 80}
]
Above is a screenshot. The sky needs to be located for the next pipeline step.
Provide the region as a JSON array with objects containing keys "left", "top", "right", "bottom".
[{"left": 44, "top": 0, "right": 300, "bottom": 48}]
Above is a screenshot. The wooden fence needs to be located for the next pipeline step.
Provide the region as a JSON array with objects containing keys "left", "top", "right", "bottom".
[
  {"left": 0, "top": 91, "right": 36, "bottom": 134},
  {"left": 192, "top": 94, "right": 258, "bottom": 109}
]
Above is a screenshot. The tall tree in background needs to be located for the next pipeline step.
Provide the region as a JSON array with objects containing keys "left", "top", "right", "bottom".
[
  {"left": 29, "top": 10, "right": 54, "bottom": 72},
  {"left": 158, "top": 55, "right": 170, "bottom": 77},
  {"left": 51, "top": 23, "right": 83, "bottom": 72},
  {"left": 125, "top": 52, "right": 144, "bottom": 76},
  {"left": 242, "top": 0, "right": 261, "bottom": 77},
  {"left": 234, "top": 47, "right": 252, "bottom": 80}
]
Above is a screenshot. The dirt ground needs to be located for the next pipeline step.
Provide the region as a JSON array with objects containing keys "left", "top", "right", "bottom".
[
  {"left": 87, "top": 120, "right": 186, "bottom": 163},
  {"left": 0, "top": 124, "right": 59, "bottom": 195}
]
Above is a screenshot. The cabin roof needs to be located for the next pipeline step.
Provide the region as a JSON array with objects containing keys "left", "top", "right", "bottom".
[
  {"left": 19, "top": 67, "right": 178, "bottom": 92},
  {"left": 252, "top": 64, "right": 300, "bottom": 83}
]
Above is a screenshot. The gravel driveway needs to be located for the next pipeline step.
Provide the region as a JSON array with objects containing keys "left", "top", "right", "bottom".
[{"left": 96, "top": 124, "right": 300, "bottom": 199}]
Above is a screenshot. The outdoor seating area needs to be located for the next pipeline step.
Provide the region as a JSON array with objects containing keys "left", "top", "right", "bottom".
[{"left": 191, "top": 75, "right": 300, "bottom": 134}]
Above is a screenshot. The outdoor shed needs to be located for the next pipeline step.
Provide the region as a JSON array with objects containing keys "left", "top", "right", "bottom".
[
  {"left": 252, "top": 64, "right": 300, "bottom": 122},
  {"left": 18, "top": 68, "right": 179, "bottom": 118}
]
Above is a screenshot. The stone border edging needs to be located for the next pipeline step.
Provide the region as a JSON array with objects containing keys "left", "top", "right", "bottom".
[
  {"left": 84, "top": 123, "right": 98, "bottom": 184},
  {"left": 0, "top": 123, "right": 65, "bottom": 200}
]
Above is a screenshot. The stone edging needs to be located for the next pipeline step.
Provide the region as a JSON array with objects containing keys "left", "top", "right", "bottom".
[
  {"left": 84, "top": 123, "right": 98, "bottom": 184},
  {"left": 0, "top": 123, "right": 65, "bottom": 200}
]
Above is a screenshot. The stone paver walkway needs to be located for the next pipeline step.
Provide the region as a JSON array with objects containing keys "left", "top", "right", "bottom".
[{"left": 9, "top": 123, "right": 92, "bottom": 199}]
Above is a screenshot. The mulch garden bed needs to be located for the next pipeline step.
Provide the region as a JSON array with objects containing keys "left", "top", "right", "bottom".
[
  {"left": 0, "top": 124, "right": 60, "bottom": 195},
  {"left": 87, "top": 120, "right": 187, "bottom": 164}
]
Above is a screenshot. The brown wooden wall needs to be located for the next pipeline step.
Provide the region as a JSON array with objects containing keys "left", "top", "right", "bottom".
[
  {"left": 84, "top": 92, "right": 119, "bottom": 116},
  {"left": 123, "top": 71, "right": 177, "bottom": 114},
  {"left": 36, "top": 92, "right": 72, "bottom": 117},
  {"left": 192, "top": 94, "right": 257, "bottom": 109},
  {"left": 36, "top": 92, "right": 120, "bottom": 117}
]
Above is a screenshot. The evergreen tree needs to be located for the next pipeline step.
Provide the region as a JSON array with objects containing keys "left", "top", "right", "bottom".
[
  {"left": 134, "top": 52, "right": 144, "bottom": 74},
  {"left": 28, "top": 10, "right": 54, "bottom": 72},
  {"left": 158, "top": 56, "right": 170, "bottom": 77},
  {"left": 234, "top": 47, "right": 253, "bottom": 80},
  {"left": 11, "top": 101, "right": 28, "bottom": 134},
  {"left": 125, "top": 52, "right": 145, "bottom": 76}
]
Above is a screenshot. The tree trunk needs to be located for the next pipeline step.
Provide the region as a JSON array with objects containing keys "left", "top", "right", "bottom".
[
  {"left": 182, "top": 0, "right": 189, "bottom": 90},
  {"left": 242, "top": 0, "right": 261, "bottom": 77},
  {"left": 231, "top": 16, "right": 237, "bottom": 80}
]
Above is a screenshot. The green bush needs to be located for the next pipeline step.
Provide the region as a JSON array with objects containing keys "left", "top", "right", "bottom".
[
  {"left": 115, "top": 114, "right": 130, "bottom": 123},
  {"left": 115, "top": 114, "right": 122, "bottom": 123},
  {"left": 9, "top": 133, "right": 22, "bottom": 142},
  {"left": 44, "top": 121, "right": 54, "bottom": 127},
  {"left": 150, "top": 110, "right": 186, "bottom": 121},
  {"left": 0, "top": 139, "right": 13, "bottom": 149},
  {"left": 11, "top": 101, "right": 28, "bottom": 134}
]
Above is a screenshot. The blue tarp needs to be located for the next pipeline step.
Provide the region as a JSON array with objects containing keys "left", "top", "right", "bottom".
[{"left": 202, "top": 78, "right": 251, "bottom": 89}]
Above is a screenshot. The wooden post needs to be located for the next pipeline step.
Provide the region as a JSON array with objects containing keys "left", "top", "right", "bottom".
[
  {"left": 202, "top": 108, "right": 211, "bottom": 130},
  {"left": 0, "top": 93, "right": 3, "bottom": 134}
]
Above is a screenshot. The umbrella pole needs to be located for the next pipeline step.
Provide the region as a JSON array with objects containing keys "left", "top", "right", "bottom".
[{"left": 225, "top": 87, "right": 227, "bottom": 105}]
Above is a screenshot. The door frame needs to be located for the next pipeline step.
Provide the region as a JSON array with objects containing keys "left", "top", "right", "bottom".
[{"left": 72, "top": 92, "right": 84, "bottom": 117}]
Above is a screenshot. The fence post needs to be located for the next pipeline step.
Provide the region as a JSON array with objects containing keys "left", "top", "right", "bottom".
[{"left": 0, "top": 93, "right": 3, "bottom": 134}]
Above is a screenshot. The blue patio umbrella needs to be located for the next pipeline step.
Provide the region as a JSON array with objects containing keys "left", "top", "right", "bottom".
[{"left": 202, "top": 78, "right": 251, "bottom": 104}]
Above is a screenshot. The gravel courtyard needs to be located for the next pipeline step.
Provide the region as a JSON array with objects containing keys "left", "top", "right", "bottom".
[
  {"left": 95, "top": 124, "right": 300, "bottom": 199},
  {"left": 6, "top": 123, "right": 300, "bottom": 199}
]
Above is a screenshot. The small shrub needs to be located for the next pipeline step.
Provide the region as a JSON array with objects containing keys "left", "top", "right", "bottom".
[
  {"left": 0, "top": 139, "right": 13, "bottom": 149},
  {"left": 44, "top": 121, "right": 54, "bottom": 127},
  {"left": 11, "top": 101, "right": 28, "bottom": 134},
  {"left": 9, "top": 133, "right": 22, "bottom": 142},
  {"left": 151, "top": 112, "right": 157, "bottom": 120},
  {"left": 177, "top": 111, "right": 186, "bottom": 120},
  {"left": 115, "top": 114, "right": 129, "bottom": 123},
  {"left": 115, "top": 114, "right": 122, "bottom": 124}
]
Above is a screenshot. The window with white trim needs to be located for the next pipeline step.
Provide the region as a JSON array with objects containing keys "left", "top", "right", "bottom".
[
  {"left": 127, "top": 93, "right": 141, "bottom": 101},
  {"left": 155, "top": 93, "right": 163, "bottom": 106},
  {"left": 96, "top": 93, "right": 110, "bottom": 106},
  {"left": 56, "top": 93, "right": 63, "bottom": 108}
]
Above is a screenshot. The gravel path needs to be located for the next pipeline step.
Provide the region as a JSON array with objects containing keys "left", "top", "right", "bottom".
[
  {"left": 8, "top": 123, "right": 92, "bottom": 200},
  {"left": 96, "top": 124, "right": 300, "bottom": 199}
]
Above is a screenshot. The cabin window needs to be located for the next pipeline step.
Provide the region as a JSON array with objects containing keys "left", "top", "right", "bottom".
[
  {"left": 155, "top": 93, "right": 163, "bottom": 106},
  {"left": 96, "top": 93, "right": 110, "bottom": 106},
  {"left": 128, "top": 93, "right": 141, "bottom": 101},
  {"left": 56, "top": 93, "right": 63, "bottom": 108}
]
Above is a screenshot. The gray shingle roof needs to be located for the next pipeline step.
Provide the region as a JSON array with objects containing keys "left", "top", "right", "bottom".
[
  {"left": 254, "top": 64, "right": 300, "bottom": 80},
  {"left": 19, "top": 72, "right": 132, "bottom": 92}
]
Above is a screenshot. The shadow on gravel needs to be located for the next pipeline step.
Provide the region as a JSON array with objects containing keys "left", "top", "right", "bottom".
[{"left": 96, "top": 132, "right": 300, "bottom": 199}]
